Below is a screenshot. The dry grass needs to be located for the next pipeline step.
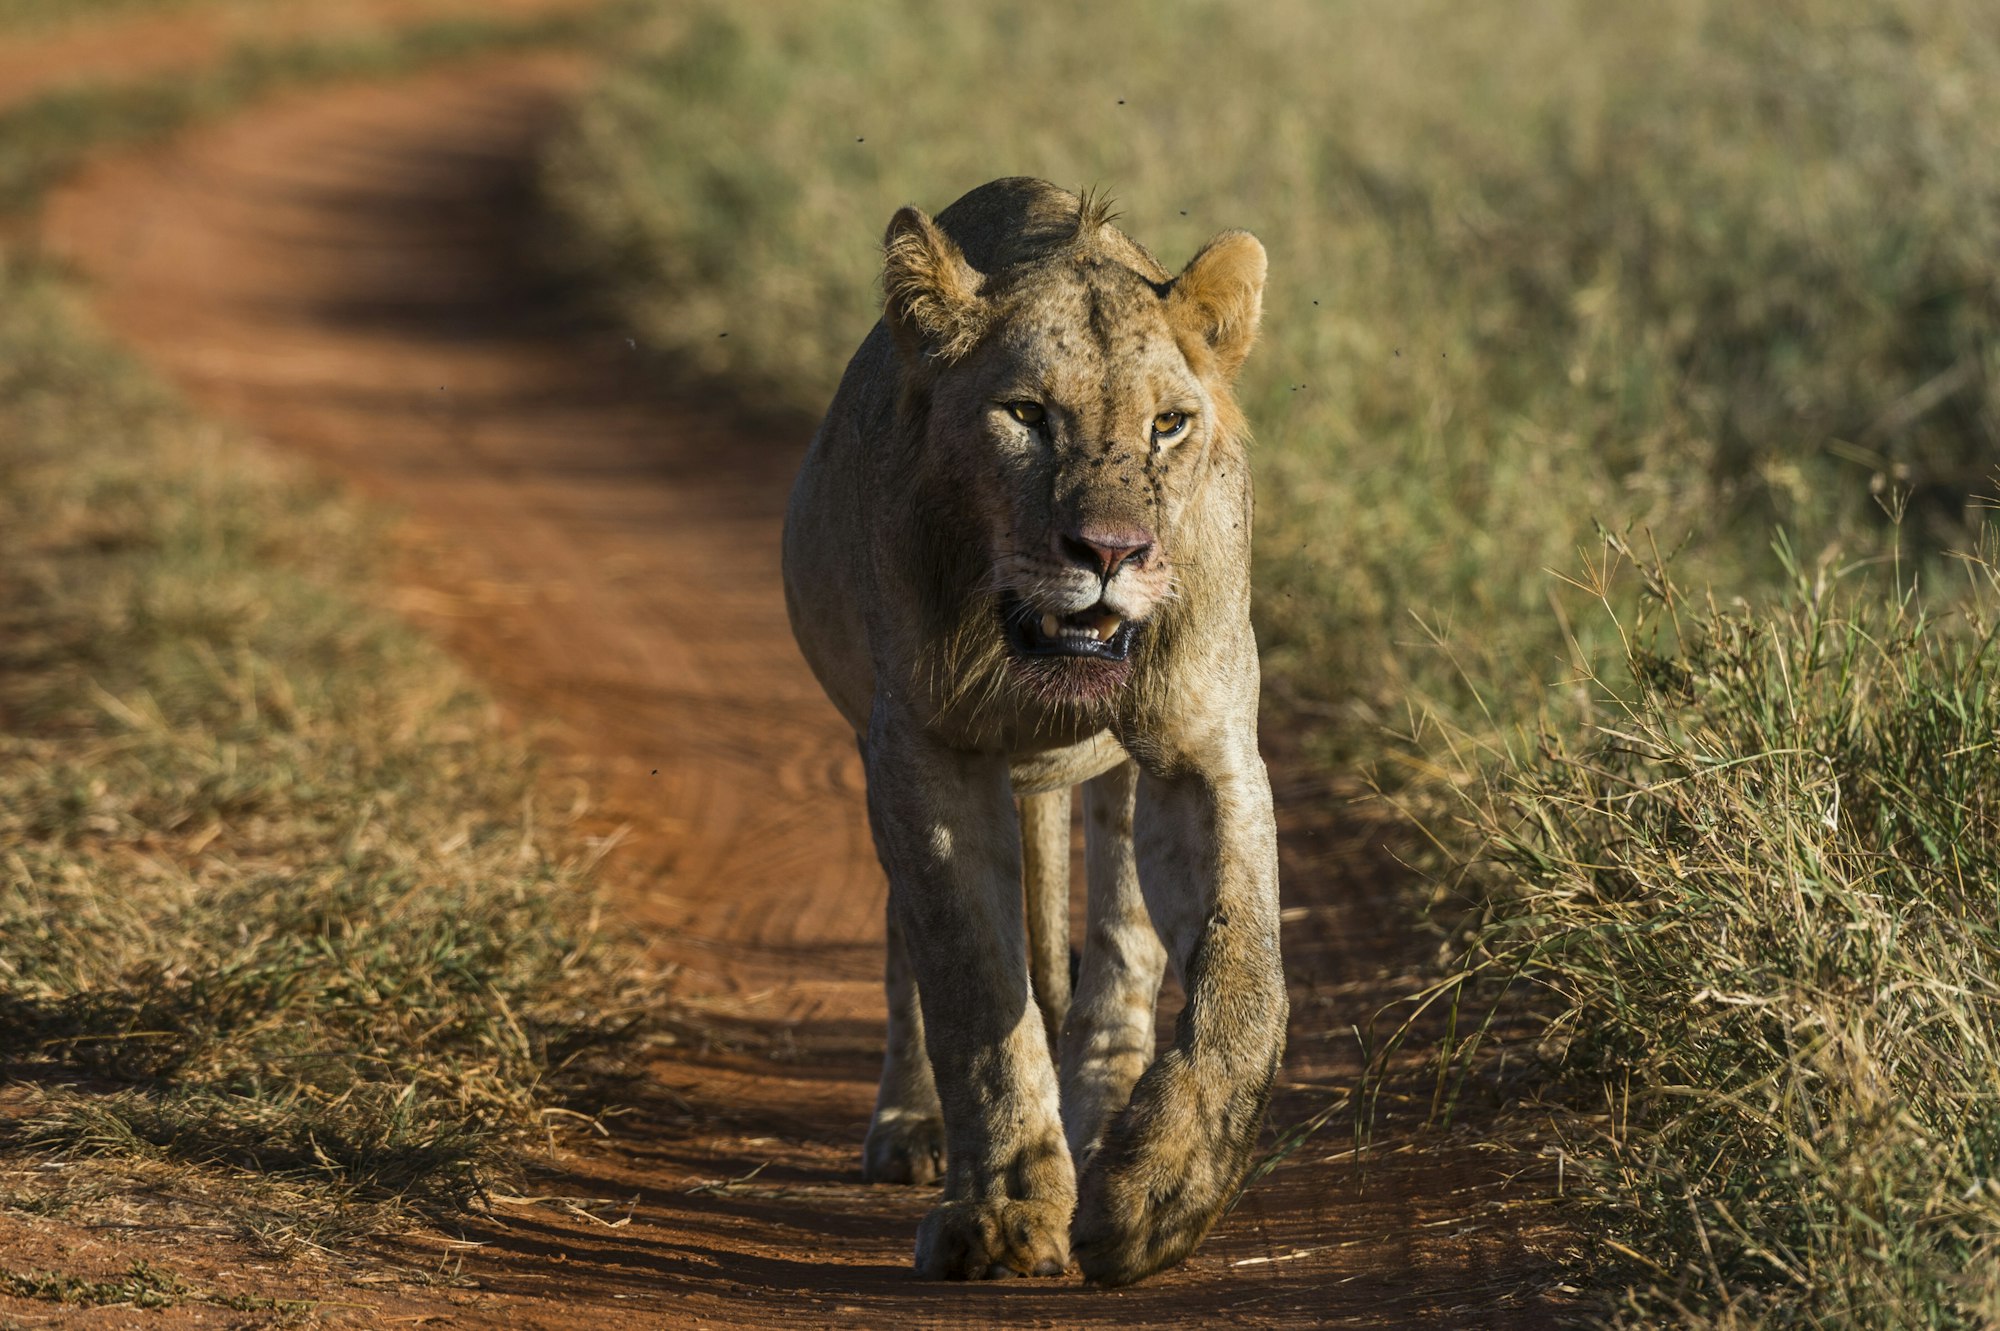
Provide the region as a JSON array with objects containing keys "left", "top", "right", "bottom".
[
  {"left": 1427, "top": 524, "right": 2000, "bottom": 1325},
  {"left": 0, "top": 257, "right": 650, "bottom": 1249},
  {"left": 0, "top": 1260, "right": 314, "bottom": 1321},
  {"left": 0, "top": 5, "right": 672, "bottom": 1258}
]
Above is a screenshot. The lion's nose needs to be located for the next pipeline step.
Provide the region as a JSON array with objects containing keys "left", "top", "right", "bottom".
[{"left": 1059, "top": 527, "right": 1154, "bottom": 578}]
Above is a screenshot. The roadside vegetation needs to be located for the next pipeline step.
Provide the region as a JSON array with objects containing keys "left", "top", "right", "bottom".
[
  {"left": 0, "top": 261, "right": 650, "bottom": 1253},
  {"left": 0, "top": 255, "right": 648, "bottom": 1247},
  {"left": 542, "top": 1, "right": 2000, "bottom": 1323},
  {"left": 0, "top": 3, "right": 655, "bottom": 1257},
  {"left": 1446, "top": 531, "right": 2000, "bottom": 1325}
]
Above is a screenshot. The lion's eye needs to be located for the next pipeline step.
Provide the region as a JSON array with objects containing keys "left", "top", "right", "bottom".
[
  {"left": 1152, "top": 410, "right": 1190, "bottom": 440},
  {"left": 1005, "top": 401, "right": 1047, "bottom": 428}
]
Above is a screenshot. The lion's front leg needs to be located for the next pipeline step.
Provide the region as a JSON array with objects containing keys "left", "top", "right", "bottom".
[
  {"left": 1070, "top": 743, "right": 1286, "bottom": 1286},
  {"left": 864, "top": 706, "right": 1074, "bottom": 1280}
]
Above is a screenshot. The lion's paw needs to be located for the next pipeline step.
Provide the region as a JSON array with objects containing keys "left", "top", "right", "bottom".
[
  {"left": 913, "top": 1199, "right": 1070, "bottom": 1280},
  {"left": 1071, "top": 1130, "right": 1220, "bottom": 1286},
  {"left": 863, "top": 1108, "right": 945, "bottom": 1186},
  {"left": 1070, "top": 1051, "right": 1269, "bottom": 1286}
]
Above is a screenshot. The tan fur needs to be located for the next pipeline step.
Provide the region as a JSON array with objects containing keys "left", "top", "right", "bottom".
[{"left": 783, "top": 178, "right": 1285, "bottom": 1286}]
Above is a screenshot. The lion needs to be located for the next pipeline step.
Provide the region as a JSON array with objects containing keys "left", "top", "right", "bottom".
[{"left": 782, "top": 177, "right": 1284, "bottom": 1286}]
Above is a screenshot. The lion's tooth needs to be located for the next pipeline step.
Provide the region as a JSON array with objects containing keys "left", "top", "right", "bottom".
[
  {"left": 1040, "top": 613, "right": 1060, "bottom": 638},
  {"left": 1096, "top": 615, "right": 1123, "bottom": 641}
]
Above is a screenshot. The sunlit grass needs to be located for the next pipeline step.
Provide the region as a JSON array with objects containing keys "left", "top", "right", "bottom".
[{"left": 0, "top": 1, "right": 668, "bottom": 1254}]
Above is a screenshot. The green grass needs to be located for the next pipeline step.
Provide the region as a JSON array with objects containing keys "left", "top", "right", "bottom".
[
  {"left": 543, "top": 1, "right": 2000, "bottom": 1322},
  {"left": 0, "top": 226, "right": 649, "bottom": 1253},
  {"left": 0, "top": 2, "right": 645, "bottom": 213}
]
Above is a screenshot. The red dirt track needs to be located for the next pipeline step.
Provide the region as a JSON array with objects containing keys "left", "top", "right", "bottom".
[{"left": 25, "top": 35, "right": 1572, "bottom": 1331}]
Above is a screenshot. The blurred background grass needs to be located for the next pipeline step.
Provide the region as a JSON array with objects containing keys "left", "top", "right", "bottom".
[
  {"left": 0, "top": 3, "right": 641, "bottom": 211},
  {"left": 542, "top": 1, "right": 2000, "bottom": 1322},
  {"left": 0, "top": 0, "right": 198, "bottom": 31},
  {"left": 542, "top": 0, "right": 1999, "bottom": 754}
]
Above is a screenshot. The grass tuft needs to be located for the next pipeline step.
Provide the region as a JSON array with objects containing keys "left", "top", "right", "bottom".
[{"left": 1436, "top": 525, "right": 2000, "bottom": 1324}]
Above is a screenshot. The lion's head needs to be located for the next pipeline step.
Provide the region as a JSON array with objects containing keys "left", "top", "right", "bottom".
[{"left": 880, "top": 180, "right": 1266, "bottom": 718}]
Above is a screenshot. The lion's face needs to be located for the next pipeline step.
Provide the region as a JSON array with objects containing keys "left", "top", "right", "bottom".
[
  {"left": 883, "top": 207, "right": 1265, "bottom": 706},
  {"left": 962, "top": 263, "right": 1217, "bottom": 672}
]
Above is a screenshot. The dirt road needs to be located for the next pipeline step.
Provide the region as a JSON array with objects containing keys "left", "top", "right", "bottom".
[
  {"left": 37, "top": 49, "right": 1567, "bottom": 1330},
  {"left": 0, "top": 0, "right": 606, "bottom": 114}
]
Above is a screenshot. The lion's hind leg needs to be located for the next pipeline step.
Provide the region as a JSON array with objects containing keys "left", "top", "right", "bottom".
[
  {"left": 1058, "top": 759, "right": 1167, "bottom": 1166},
  {"left": 1019, "top": 787, "right": 1073, "bottom": 1054},
  {"left": 862, "top": 906, "right": 946, "bottom": 1185}
]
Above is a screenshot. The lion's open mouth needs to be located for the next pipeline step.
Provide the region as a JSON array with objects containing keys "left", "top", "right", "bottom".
[{"left": 1001, "top": 594, "right": 1141, "bottom": 662}]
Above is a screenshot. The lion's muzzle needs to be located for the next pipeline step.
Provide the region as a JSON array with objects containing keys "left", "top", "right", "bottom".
[
  {"left": 1002, "top": 594, "right": 1141, "bottom": 662},
  {"left": 1058, "top": 526, "right": 1154, "bottom": 581}
]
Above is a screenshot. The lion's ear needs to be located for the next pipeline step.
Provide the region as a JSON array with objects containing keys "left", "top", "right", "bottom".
[
  {"left": 1168, "top": 230, "right": 1266, "bottom": 380},
  {"left": 882, "top": 206, "right": 986, "bottom": 363}
]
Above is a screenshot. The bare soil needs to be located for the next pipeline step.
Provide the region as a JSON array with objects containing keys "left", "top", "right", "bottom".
[{"left": 20, "top": 43, "right": 1578, "bottom": 1331}]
